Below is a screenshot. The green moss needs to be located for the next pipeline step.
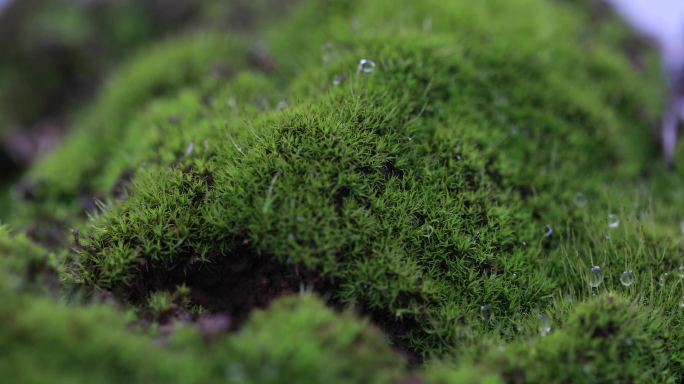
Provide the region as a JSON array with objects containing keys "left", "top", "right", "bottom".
[
  {"left": 8, "top": 33, "right": 248, "bottom": 228},
  {"left": 72, "top": 0, "right": 667, "bottom": 358},
  {"left": 6, "top": 0, "right": 684, "bottom": 381},
  {"left": 216, "top": 294, "right": 407, "bottom": 384},
  {"left": 0, "top": 224, "right": 58, "bottom": 293},
  {"left": 475, "top": 293, "right": 677, "bottom": 382}
]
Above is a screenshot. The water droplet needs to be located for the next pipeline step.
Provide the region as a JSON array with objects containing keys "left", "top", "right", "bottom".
[
  {"left": 185, "top": 143, "right": 194, "bottom": 157},
  {"left": 277, "top": 100, "right": 288, "bottom": 110},
  {"left": 588, "top": 266, "right": 604, "bottom": 288},
  {"left": 422, "top": 224, "right": 434, "bottom": 238},
  {"left": 573, "top": 193, "right": 588, "bottom": 209},
  {"left": 332, "top": 75, "right": 344, "bottom": 86},
  {"left": 543, "top": 225, "right": 553, "bottom": 238},
  {"left": 538, "top": 314, "right": 551, "bottom": 336},
  {"left": 480, "top": 304, "right": 491, "bottom": 320},
  {"left": 659, "top": 272, "right": 669, "bottom": 287},
  {"left": 357, "top": 59, "right": 376, "bottom": 74},
  {"left": 494, "top": 92, "right": 508, "bottom": 107},
  {"left": 620, "top": 271, "right": 634, "bottom": 287},
  {"left": 320, "top": 42, "right": 337, "bottom": 63},
  {"left": 422, "top": 17, "right": 433, "bottom": 33},
  {"left": 608, "top": 213, "right": 620, "bottom": 229}
]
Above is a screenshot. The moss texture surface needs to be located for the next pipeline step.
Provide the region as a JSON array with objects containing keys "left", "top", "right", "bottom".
[{"left": 2, "top": 0, "right": 684, "bottom": 382}]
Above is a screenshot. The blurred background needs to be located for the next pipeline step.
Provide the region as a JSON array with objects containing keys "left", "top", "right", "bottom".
[
  {"left": 0, "top": 0, "right": 293, "bottom": 183},
  {"left": 2, "top": 0, "right": 683, "bottom": 185}
]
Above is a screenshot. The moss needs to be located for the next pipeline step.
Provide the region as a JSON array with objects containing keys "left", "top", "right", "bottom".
[
  {"left": 0, "top": 224, "right": 58, "bottom": 293},
  {"left": 71, "top": 0, "right": 668, "bottom": 358},
  {"left": 5, "top": 0, "right": 684, "bottom": 381},
  {"left": 214, "top": 294, "right": 408, "bottom": 384},
  {"left": 0, "top": 224, "right": 412, "bottom": 383},
  {"left": 475, "top": 293, "right": 677, "bottom": 383},
  {"left": 8, "top": 33, "right": 248, "bottom": 230}
]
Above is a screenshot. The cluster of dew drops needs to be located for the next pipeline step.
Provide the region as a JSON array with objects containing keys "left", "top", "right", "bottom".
[
  {"left": 565, "top": 194, "right": 684, "bottom": 313},
  {"left": 488, "top": 192, "right": 684, "bottom": 337},
  {"left": 325, "top": 49, "right": 684, "bottom": 328}
]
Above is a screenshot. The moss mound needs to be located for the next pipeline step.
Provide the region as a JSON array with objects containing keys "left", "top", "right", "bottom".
[{"left": 2, "top": 0, "right": 684, "bottom": 382}]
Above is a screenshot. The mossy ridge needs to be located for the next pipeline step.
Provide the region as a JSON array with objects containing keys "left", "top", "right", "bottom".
[
  {"left": 73, "top": 12, "right": 664, "bottom": 357},
  {"left": 7, "top": 33, "right": 249, "bottom": 230}
]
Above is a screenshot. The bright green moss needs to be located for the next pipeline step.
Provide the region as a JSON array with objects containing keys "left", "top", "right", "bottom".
[
  {"left": 216, "top": 294, "right": 407, "bottom": 384},
  {"left": 422, "top": 363, "right": 502, "bottom": 384},
  {"left": 7, "top": 0, "right": 684, "bottom": 381},
  {"left": 475, "top": 293, "right": 677, "bottom": 383},
  {"left": 64, "top": 0, "right": 677, "bottom": 362}
]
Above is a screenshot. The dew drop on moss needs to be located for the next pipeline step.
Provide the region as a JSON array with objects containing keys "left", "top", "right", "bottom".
[
  {"left": 480, "top": 304, "right": 491, "bottom": 320},
  {"left": 573, "top": 193, "right": 588, "bottom": 209},
  {"left": 588, "top": 266, "right": 604, "bottom": 288},
  {"left": 659, "top": 272, "right": 669, "bottom": 287},
  {"left": 620, "top": 271, "right": 634, "bottom": 287},
  {"left": 357, "top": 59, "right": 376, "bottom": 74},
  {"left": 538, "top": 314, "right": 551, "bottom": 336},
  {"left": 422, "top": 17, "right": 432, "bottom": 33},
  {"left": 608, "top": 213, "right": 620, "bottom": 229},
  {"left": 320, "top": 42, "right": 336, "bottom": 63}
]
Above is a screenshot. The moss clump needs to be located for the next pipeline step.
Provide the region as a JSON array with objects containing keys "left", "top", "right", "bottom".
[
  {"left": 1, "top": 224, "right": 412, "bottom": 383},
  {"left": 213, "top": 294, "right": 407, "bottom": 384},
  {"left": 70, "top": 0, "right": 667, "bottom": 358},
  {"left": 4, "top": 0, "right": 684, "bottom": 381},
  {"left": 474, "top": 293, "right": 676, "bottom": 383},
  {"left": 10, "top": 33, "right": 248, "bottom": 231},
  {"left": 0, "top": 225, "right": 58, "bottom": 293}
]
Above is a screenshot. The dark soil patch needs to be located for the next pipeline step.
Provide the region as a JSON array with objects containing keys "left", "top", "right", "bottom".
[
  {"left": 117, "top": 238, "right": 426, "bottom": 364},
  {"left": 129, "top": 246, "right": 328, "bottom": 329}
]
